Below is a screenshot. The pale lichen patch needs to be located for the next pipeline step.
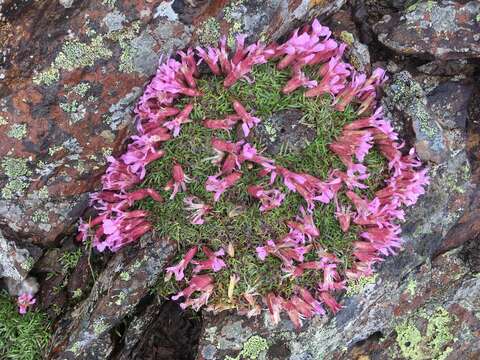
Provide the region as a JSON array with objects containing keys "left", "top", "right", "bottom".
[{"left": 7, "top": 123, "right": 27, "bottom": 139}]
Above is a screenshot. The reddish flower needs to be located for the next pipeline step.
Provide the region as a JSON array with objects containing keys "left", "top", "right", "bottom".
[
  {"left": 165, "top": 246, "right": 198, "bottom": 281},
  {"left": 192, "top": 246, "right": 227, "bottom": 273},
  {"left": 163, "top": 103, "right": 194, "bottom": 137},
  {"left": 205, "top": 171, "right": 242, "bottom": 201},
  {"left": 248, "top": 185, "right": 285, "bottom": 212},
  {"left": 232, "top": 100, "right": 261, "bottom": 136},
  {"left": 183, "top": 196, "right": 212, "bottom": 225},
  {"left": 318, "top": 291, "right": 342, "bottom": 314},
  {"left": 172, "top": 275, "right": 215, "bottom": 310},
  {"left": 17, "top": 293, "right": 36, "bottom": 314},
  {"left": 165, "top": 163, "right": 191, "bottom": 199}
]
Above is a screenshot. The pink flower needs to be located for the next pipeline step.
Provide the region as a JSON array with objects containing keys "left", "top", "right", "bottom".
[
  {"left": 165, "top": 163, "right": 191, "bottom": 199},
  {"left": 151, "top": 58, "right": 201, "bottom": 97},
  {"left": 318, "top": 292, "right": 342, "bottom": 314},
  {"left": 333, "top": 72, "right": 367, "bottom": 111},
  {"left": 163, "top": 103, "right": 194, "bottom": 137},
  {"left": 205, "top": 171, "right": 242, "bottom": 201},
  {"left": 265, "top": 292, "right": 283, "bottom": 325},
  {"left": 203, "top": 115, "right": 241, "bottom": 132},
  {"left": 183, "top": 196, "right": 212, "bottom": 225},
  {"left": 232, "top": 100, "right": 261, "bottom": 136},
  {"left": 224, "top": 42, "right": 271, "bottom": 87},
  {"left": 334, "top": 196, "right": 352, "bottom": 232},
  {"left": 248, "top": 185, "right": 285, "bottom": 212},
  {"left": 286, "top": 207, "right": 320, "bottom": 240},
  {"left": 96, "top": 210, "right": 152, "bottom": 252},
  {"left": 196, "top": 46, "right": 221, "bottom": 75},
  {"left": 297, "top": 287, "right": 325, "bottom": 315},
  {"left": 102, "top": 156, "right": 141, "bottom": 191},
  {"left": 282, "top": 66, "right": 317, "bottom": 94},
  {"left": 165, "top": 246, "right": 198, "bottom": 281},
  {"left": 172, "top": 275, "right": 215, "bottom": 310},
  {"left": 192, "top": 246, "right": 227, "bottom": 273},
  {"left": 17, "top": 293, "right": 36, "bottom": 314}
]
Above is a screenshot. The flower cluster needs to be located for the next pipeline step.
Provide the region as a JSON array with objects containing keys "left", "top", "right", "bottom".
[
  {"left": 77, "top": 19, "right": 428, "bottom": 328},
  {"left": 17, "top": 293, "right": 36, "bottom": 314}
]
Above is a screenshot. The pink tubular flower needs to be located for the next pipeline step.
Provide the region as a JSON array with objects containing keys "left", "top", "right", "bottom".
[
  {"left": 196, "top": 46, "right": 221, "bottom": 75},
  {"left": 248, "top": 185, "right": 285, "bottom": 212},
  {"left": 224, "top": 42, "right": 272, "bottom": 87},
  {"left": 165, "top": 163, "right": 191, "bottom": 199},
  {"left": 102, "top": 156, "right": 141, "bottom": 191},
  {"left": 192, "top": 246, "right": 227, "bottom": 273},
  {"left": 265, "top": 292, "right": 283, "bottom": 325},
  {"left": 165, "top": 246, "right": 198, "bottom": 281},
  {"left": 297, "top": 287, "right": 325, "bottom": 315},
  {"left": 232, "top": 100, "right": 261, "bottom": 137},
  {"left": 203, "top": 115, "right": 241, "bottom": 132},
  {"left": 97, "top": 210, "right": 152, "bottom": 252},
  {"left": 163, "top": 103, "right": 194, "bottom": 137},
  {"left": 333, "top": 72, "right": 367, "bottom": 111},
  {"left": 172, "top": 275, "right": 215, "bottom": 310},
  {"left": 334, "top": 196, "right": 353, "bottom": 232},
  {"left": 183, "top": 196, "right": 212, "bottom": 225},
  {"left": 17, "top": 293, "right": 36, "bottom": 314},
  {"left": 205, "top": 171, "right": 242, "bottom": 201},
  {"left": 151, "top": 58, "right": 201, "bottom": 97},
  {"left": 318, "top": 291, "right": 342, "bottom": 314},
  {"left": 286, "top": 207, "right": 320, "bottom": 240},
  {"left": 282, "top": 66, "right": 317, "bottom": 94}
]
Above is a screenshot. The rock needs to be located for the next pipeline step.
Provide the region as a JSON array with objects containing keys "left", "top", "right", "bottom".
[
  {"left": 383, "top": 71, "right": 448, "bottom": 163},
  {"left": 255, "top": 109, "right": 316, "bottom": 156},
  {"left": 196, "top": 68, "right": 479, "bottom": 359},
  {"left": 0, "top": 228, "right": 41, "bottom": 293},
  {"left": 328, "top": 9, "right": 371, "bottom": 72},
  {"left": 373, "top": 1, "right": 480, "bottom": 60},
  {"left": 113, "top": 298, "right": 202, "bottom": 360},
  {"left": 47, "top": 235, "right": 175, "bottom": 360},
  {"left": 0, "top": 0, "right": 346, "bottom": 253}
]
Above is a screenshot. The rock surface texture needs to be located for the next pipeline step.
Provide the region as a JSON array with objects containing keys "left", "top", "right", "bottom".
[{"left": 0, "top": 0, "right": 345, "bottom": 287}]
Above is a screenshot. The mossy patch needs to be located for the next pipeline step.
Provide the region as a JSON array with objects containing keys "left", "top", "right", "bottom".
[
  {"left": 0, "top": 291, "right": 51, "bottom": 360},
  {"left": 136, "top": 61, "right": 388, "bottom": 308},
  {"left": 345, "top": 274, "right": 377, "bottom": 296}
]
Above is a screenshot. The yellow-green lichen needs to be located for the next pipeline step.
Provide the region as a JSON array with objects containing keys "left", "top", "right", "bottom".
[
  {"left": 102, "top": 0, "right": 116, "bottom": 7},
  {"left": 71, "top": 82, "right": 91, "bottom": 97},
  {"left": 55, "top": 36, "right": 113, "bottom": 71},
  {"left": 340, "top": 31, "right": 355, "bottom": 46},
  {"left": 198, "top": 18, "right": 221, "bottom": 46},
  {"left": 406, "top": 278, "right": 417, "bottom": 297},
  {"left": 108, "top": 21, "right": 141, "bottom": 73},
  {"left": 33, "top": 66, "right": 60, "bottom": 86},
  {"left": 345, "top": 274, "right": 378, "bottom": 296},
  {"left": 72, "top": 288, "right": 83, "bottom": 299},
  {"left": 60, "top": 100, "right": 79, "bottom": 113},
  {"left": 1, "top": 157, "right": 32, "bottom": 199},
  {"left": 20, "top": 256, "right": 34, "bottom": 271},
  {"left": 395, "top": 307, "right": 455, "bottom": 360},
  {"left": 119, "top": 272, "right": 130, "bottom": 281},
  {"left": 37, "top": 186, "right": 50, "bottom": 199},
  {"left": 34, "top": 36, "right": 112, "bottom": 87},
  {"left": 92, "top": 319, "right": 109, "bottom": 336},
  {"left": 223, "top": 0, "right": 245, "bottom": 47},
  {"left": 48, "top": 145, "right": 64, "bottom": 156},
  {"left": 7, "top": 123, "right": 28, "bottom": 140},
  {"left": 0, "top": 115, "right": 7, "bottom": 125},
  {"left": 225, "top": 335, "right": 269, "bottom": 360},
  {"left": 32, "top": 210, "right": 49, "bottom": 224}
]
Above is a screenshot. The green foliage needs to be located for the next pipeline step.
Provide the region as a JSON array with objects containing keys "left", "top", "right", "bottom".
[
  {"left": 59, "top": 248, "right": 83, "bottom": 274},
  {"left": 138, "top": 61, "right": 387, "bottom": 306},
  {"left": 0, "top": 291, "right": 51, "bottom": 360}
]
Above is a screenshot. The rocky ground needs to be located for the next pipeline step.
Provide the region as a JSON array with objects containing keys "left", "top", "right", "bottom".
[{"left": 0, "top": 0, "right": 479, "bottom": 359}]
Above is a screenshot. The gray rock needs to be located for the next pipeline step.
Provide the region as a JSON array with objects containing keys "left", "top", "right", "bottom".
[
  {"left": 47, "top": 235, "right": 175, "bottom": 360},
  {"left": 373, "top": 1, "right": 480, "bottom": 60}
]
